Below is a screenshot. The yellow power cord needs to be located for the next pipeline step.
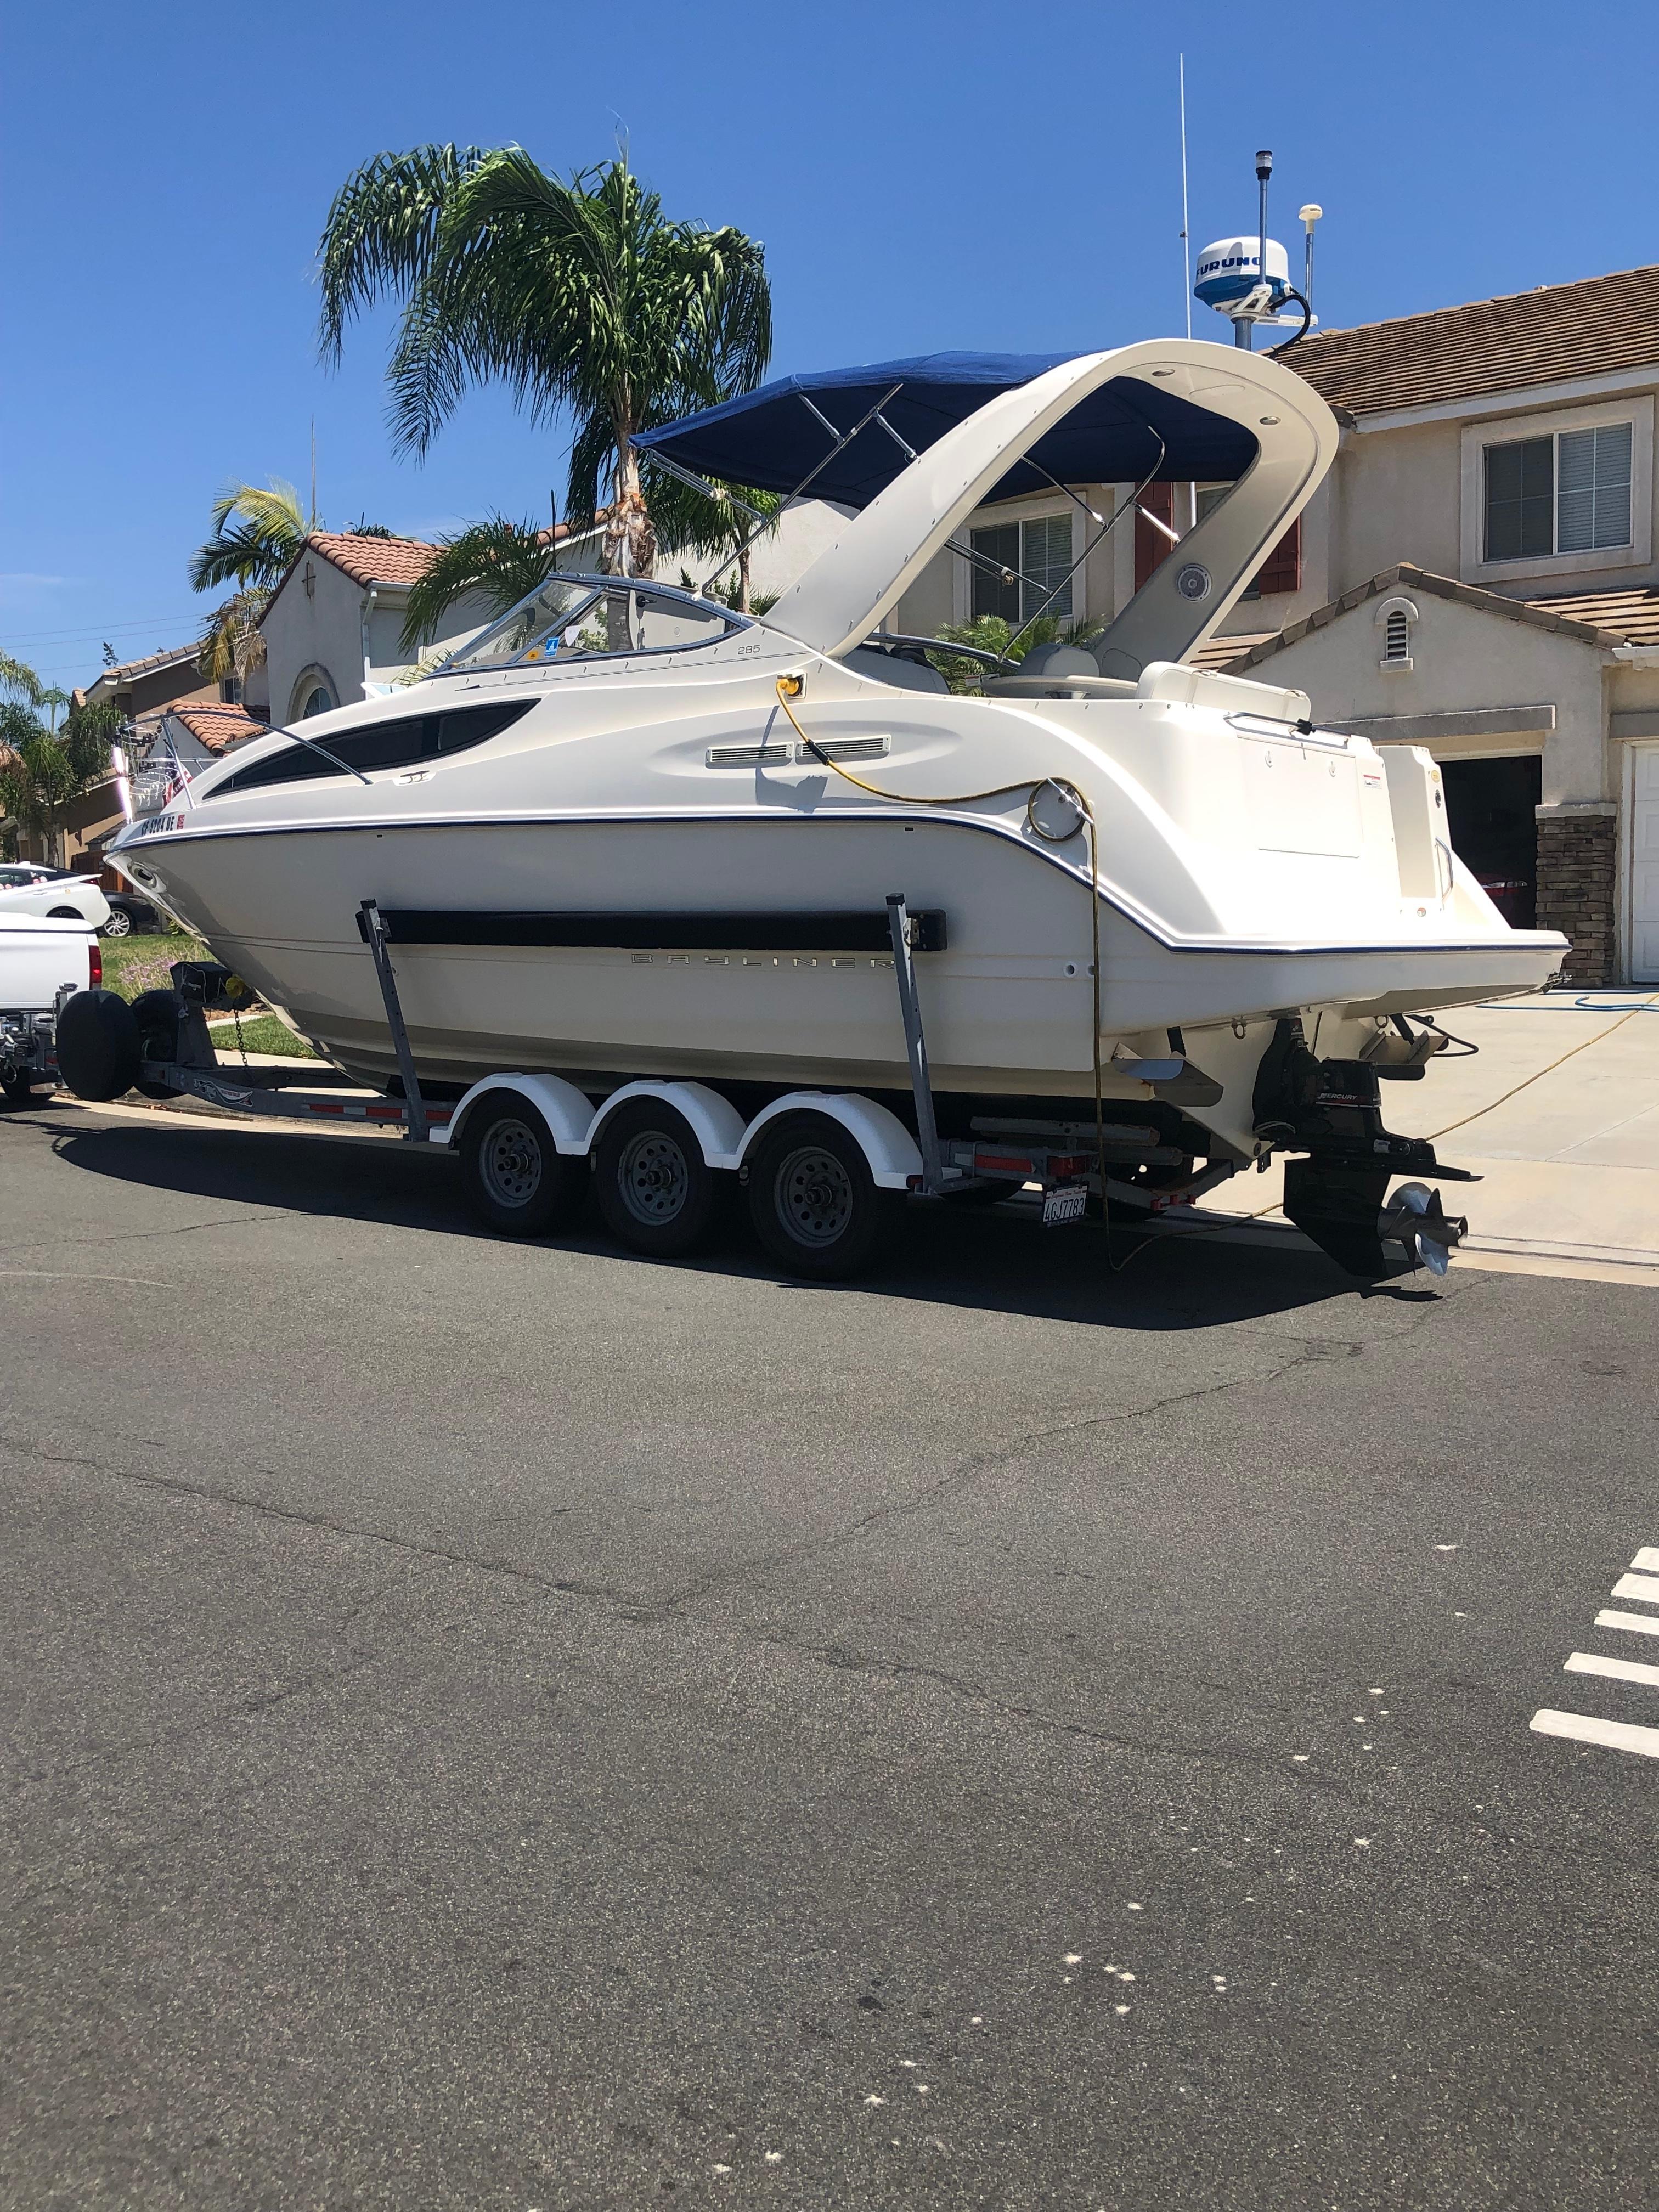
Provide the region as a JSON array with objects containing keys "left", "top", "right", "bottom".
[{"left": 1429, "top": 989, "right": 1659, "bottom": 1142}]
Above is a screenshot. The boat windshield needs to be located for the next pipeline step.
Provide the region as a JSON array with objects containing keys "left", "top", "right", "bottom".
[{"left": 433, "top": 574, "right": 747, "bottom": 676}]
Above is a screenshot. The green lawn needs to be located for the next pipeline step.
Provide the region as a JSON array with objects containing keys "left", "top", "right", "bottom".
[
  {"left": 205, "top": 1013, "right": 321, "bottom": 1060},
  {"left": 98, "top": 933, "right": 208, "bottom": 1001},
  {"left": 97, "top": 935, "right": 321, "bottom": 1059}
]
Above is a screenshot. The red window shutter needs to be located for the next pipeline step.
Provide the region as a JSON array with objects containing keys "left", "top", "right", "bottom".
[
  {"left": 1134, "top": 481, "right": 1176, "bottom": 592},
  {"left": 1254, "top": 516, "right": 1302, "bottom": 596}
]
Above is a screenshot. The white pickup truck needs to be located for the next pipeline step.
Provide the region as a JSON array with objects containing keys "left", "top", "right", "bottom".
[{"left": 1, "top": 912, "right": 101, "bottom": 1102}]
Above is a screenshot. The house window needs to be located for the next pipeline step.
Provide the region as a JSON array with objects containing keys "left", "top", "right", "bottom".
[
  {"left": 1484, "top": 422, "right": 1632, "bottom": 561},
  {"left": 970, "top": 514, "right": 1073, "bottom": 623},
  {"left": 1249, "top": 515, "right": 1302, "bottom": 599},
  {"left": 1187, "top": 483, "right": 1300, "bottom": 600}
]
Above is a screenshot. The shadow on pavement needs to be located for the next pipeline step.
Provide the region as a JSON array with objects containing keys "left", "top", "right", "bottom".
[{"left": 39, "top": 1107, "right": 1409, "bottom": 1333}]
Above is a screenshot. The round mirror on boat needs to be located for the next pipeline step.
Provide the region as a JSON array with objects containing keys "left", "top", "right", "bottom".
[{"left": 1027, "top": 778, "right": 1089, "bottom": 843}]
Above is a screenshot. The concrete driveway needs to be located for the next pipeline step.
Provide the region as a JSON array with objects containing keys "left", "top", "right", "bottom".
[
  {"left": 1196, "top": 990, "right": 1659, "bottom": 1283},
  {"left": 2, "top": 1098, "right": 1656, "bottom": 2209}
]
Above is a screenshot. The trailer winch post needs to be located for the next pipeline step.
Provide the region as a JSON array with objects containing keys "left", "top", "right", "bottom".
[
  {"left": 886, "top": 892, "right": 946, "bottom": 1196},
  {"left": 358, "top": 899, "right": 427, "bottom": 1142}
]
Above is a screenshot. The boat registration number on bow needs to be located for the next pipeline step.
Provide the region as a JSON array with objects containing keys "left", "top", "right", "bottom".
[{"left": 1042, "top": 1183, "right": 1090, "bottom": 1227}]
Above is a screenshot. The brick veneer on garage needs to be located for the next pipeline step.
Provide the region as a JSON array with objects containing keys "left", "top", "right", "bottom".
[{"left": 1535, "top": 809, "right": 1617, "bottom": 985}]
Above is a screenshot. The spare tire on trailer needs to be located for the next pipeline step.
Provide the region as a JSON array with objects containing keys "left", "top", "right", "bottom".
[{"left": 54, "top": 989, "right": 141, "bottom": 1102}]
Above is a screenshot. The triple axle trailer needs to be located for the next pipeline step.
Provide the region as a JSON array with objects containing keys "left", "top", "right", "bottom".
[{"left": 52, "top": 899, "right": 1470, "bottom": 1280}]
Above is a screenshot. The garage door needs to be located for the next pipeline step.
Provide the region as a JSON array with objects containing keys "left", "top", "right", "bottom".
[
  {"left": 1634, "top": 746, "right": 1659, "bottom": 983},
  {"left": 1440, "top": 755, "right": 1542, "bottom": 928}
]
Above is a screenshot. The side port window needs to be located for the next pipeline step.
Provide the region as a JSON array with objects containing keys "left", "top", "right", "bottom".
[{"left": 213, "top": 699, "right": 534, "bottom": 794}]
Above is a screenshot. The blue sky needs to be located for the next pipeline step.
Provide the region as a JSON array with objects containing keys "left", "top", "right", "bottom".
[{"left": 4, "top": 0, "right": 1655, "bottom": 696}]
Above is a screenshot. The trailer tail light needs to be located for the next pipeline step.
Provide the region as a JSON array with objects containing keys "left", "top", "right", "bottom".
[{"left": 88, "top": 941, "right": 102, "bottom": 988}]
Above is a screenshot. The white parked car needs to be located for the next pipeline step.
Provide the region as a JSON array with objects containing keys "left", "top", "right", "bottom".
[{"left": 0, "top": 865, "right": 110, "bottom": 932}]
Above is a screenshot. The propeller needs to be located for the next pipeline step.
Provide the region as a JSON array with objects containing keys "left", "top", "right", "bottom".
[{"left": 1380, "top": 1181, "right": 1467, "bottom": 1277}]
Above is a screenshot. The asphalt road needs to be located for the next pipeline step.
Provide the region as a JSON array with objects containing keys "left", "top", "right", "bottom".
[{"left": 3, "top": 1099, "right": 1656, "bottom": 2211}]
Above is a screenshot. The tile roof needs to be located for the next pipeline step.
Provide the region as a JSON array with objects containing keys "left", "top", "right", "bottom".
[
  {"left": 305, "top": 530, "right": 441, "bottom": 588},
  {"left": 74, "top": 642, "right": 202, "bottom": 703},
  {"left": 165, "top": 702, "right": 270, "bottom": 754},
  {"left": 1188, "top": 628, "right": 1279, "bottom": 671},
  {"left": 1288, "top": 265, "right": 1659, "bottom": 419},
  {"left": 1522, "top": 584, "right": 1659, "bottom": 649},
  {"left": 1204, "top": 563, "right": 1633, "bottom": 675}
]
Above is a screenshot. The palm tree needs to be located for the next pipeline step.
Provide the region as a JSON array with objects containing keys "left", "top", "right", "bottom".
[
  {"left": 316, "top": 148, "right": 771, "bottom": 585},
  {"left": 189, "top": 478, "right": 309, "bottom": 594},
  {"left": 0, "top": 650, "right": 46, "bottom": 708},
  {"left": 398, "top": 514, "right": 560, "bottom": 655},
  {"left": 187, "top": 479, "right": 308, "bottom": 695},
  {"left": 0, "top": 695, "right": 124, "bottom": 866},
  {"left": 651, "top": 476, "right": 783, "bottom": 614}
]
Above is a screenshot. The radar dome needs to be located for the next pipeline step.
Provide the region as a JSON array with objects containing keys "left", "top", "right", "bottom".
[{"left": 1194, "top": 235, "right": 1290, "bottom": 313}]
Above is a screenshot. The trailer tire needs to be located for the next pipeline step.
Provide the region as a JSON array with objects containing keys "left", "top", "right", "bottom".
[
  {"left": 746, "top": 1113, "right": 899, "bottom": 1281},
  {"left": 54, "top": 988, "right": 140, "bottom": 1102},
  {"left": 460, "top": 1092, "right": 580, "bottom": 1238},
  {"left": 594, "top": 1098, "right": 728, "bottom": 1259},
  {"left": 128, "top": 990, "right": 185, "bottom": 1099}
]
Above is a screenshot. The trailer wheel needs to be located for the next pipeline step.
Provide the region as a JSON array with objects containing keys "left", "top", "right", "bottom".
[
  {"left": 746, "top": 1114, "right": 899, "bottom": 1281},
  {"left": 460, "top": 1092, "right": 580, "bottom": 1238},
  {"left": 594, "top": 1098, "right": 727, "bottom": 1258},
  {"left": 128, "top": 989, "right": 185, "bottom": 1099}
]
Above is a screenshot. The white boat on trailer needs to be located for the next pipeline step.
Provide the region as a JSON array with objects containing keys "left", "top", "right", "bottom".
[{"left": 70, "top": 337, "right": 1563, "bottom": 1278}]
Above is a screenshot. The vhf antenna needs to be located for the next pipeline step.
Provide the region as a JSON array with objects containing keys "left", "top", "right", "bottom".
[{"left": 1245, "top": 149, "right": 1273, "bottom": 349}]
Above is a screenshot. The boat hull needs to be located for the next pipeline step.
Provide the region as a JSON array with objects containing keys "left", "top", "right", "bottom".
[{"left": 123, "top": 810, "right": 1563, "bottom": 1096}]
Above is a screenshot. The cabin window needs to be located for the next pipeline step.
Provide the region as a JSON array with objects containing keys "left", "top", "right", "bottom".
[
  {"left": 1484, "top": 422, "right": 1632, "bottom": 561},
  {"left": 441, "top": 575, "right": 743, "bottom": 673},
  {"left": 969, "top": 514, "right": 1073, "bottom": 623},
  {"left": 213, "top": 699, "right": 534, "bottom": 794}
]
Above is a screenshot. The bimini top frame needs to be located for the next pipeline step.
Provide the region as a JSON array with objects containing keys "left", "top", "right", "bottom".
[{"left": 635, "top": 340, "right": 1339, "bottom": 678}]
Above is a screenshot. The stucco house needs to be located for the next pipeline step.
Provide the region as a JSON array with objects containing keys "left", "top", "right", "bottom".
[
  {"left": 33, "top": 644, "right": 229, "bottom": 871},
  {"left": 257, "top": 529, "right": 515, "bottom": 726},
  {"left": 890, "top": 266, "right": 1659, "bottom": 984}
]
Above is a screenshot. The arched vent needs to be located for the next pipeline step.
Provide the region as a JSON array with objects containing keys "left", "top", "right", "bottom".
[{"left": 1379, "top": 601, "right": 1416, "bottom": 668}]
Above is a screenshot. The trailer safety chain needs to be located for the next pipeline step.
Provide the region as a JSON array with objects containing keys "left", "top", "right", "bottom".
[{"left": 772, "top": 674, "right": 1144, "bottom": 1264}]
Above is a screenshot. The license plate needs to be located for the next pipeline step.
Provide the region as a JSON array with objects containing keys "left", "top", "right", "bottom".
[{"left": 1042, "top": 1183, "right": 1089, "bottom": 1227}]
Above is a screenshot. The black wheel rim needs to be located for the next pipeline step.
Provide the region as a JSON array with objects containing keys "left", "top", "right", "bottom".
[
  {"left": 775, "top": 1145, "right": 855, "bottom": 1248},
  {"left": 480, "top": 1117, "right": 543, "bottom": 1207},
  {"left": 617, "top": 1130, "right": 690, "bottom": 1224}
]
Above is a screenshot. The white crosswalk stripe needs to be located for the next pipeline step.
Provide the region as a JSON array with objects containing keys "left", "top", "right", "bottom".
[
  {"left": 1565, "top": 1650, "right": 1659, "bottom": 1689},
  {"left": 1530, "top": 1710, "right": 1659, "bottom": 1759},
  {"left": 1596, "top": 1607, "right": 1659, "bottom": 1639}
]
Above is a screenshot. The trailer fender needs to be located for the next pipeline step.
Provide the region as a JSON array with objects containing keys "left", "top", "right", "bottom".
[
  {"left": 586, "top": 1079, "right": 749, "bottom": 1169},
  {"left": 446, "top": 1072, "right": 595, "bottom": 1154},
  {"left": 740, "top": 1092, "right": 923, "bottom": 1191}
]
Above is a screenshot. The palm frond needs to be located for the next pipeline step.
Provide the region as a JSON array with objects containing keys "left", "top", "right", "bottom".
[
  {"left": 316, "top": 143, "right": 488, "bottom": 363},
  {"left": 195, "top": 588, "right": 272, "bottom": 682},
  {"left": 190, "top": 481, "right": 308, "bottom": 592},
  {"left": 0, "top": 650, "right": 46, "bottom": 707},
  {"left": 328, "top": 145, "right": 771, "bottom": 520},
  {"left": 398, "top": 515, "right": 556, "bottom": 653}
]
